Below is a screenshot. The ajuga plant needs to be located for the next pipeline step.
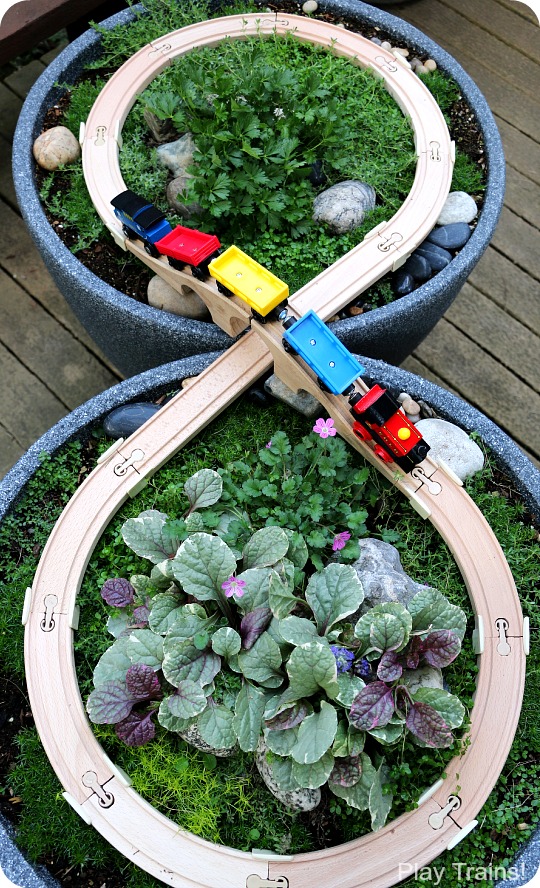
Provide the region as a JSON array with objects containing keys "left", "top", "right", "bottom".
[{"left": 87, "top": 425, "right": 466, "bottom": 831}]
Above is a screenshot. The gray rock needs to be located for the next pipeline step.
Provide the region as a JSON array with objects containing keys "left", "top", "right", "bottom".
[
  {"left": 302, "top": 0, "right": 318, "bottom": 10},
  {"left": 33, "top": 125, "right": 80, "bottom": 170},
  {"left": 179, "top": 723, "right": 237, "bottom": 757},
  {"left": 402, "top": 252, "right": 432, "bottom": 281},
  {"left": 103, "top": 402, "right": 160, "bottom": 437},
  {"left": 414, "top": 241, "right": 452, "bottom": 271},
  {"left": 352, "top": 538, "right": 430, "bottom": 614},
  {"left": 157, "top": 132, "right": 197, "bottom": 177},
  {"left": 313, "top": 181, "right": 376, "bottom": 234},
  {"left": 143, "top": 108, "right": 177, "bottom": 143},
  {"left": 401, "top": 666, "right": 444, "bottom": 694},
  {"left": 436, "top": 191, "right": 478, "bottom": 225},
  {"left": 415, "top": 418, "right": 485, "bottom": 480},
  {"left": 166, "top": 174, "right": 203, "bottom": 219},
  {"left": 427, "top": 222, "right": 472, "bottom": 250},
  {"left": 255, "top": 739, "right": 321, "bottom": 811},
  {"left": 147, "top": 275, "right": 209, "bottom": 320},
  {"left": 264, "top": 374, "right": 320, "bottom": 417},
  {"left": 393, "top": 270, "right": 416, "bottom": 296}
]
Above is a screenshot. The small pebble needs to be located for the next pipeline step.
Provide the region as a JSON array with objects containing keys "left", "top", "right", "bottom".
[
  {"left": 427, "top": 222, "right": 472, "bottom": 251},
  {"left": 415, "top": 241, "right": 453, "bottom": 271},
  {"left": 302, "top": 0, "right": 318, "bottom": 11},
  {"left": 349, "top": 305, "right": 364, "bottom": 315},
  {"left": 410, "top": 57, "right": 422, "bottom": 71},
  {"left": 416, "top": 64, "right": 428, "bottom": 75},
  {"left": 381, "top": 41, "right": 392, "bottom": 50},
  {"left": 370, "top": 36, "right": 382, "bottom": 45},
  {"left": 400, "top": 396, "right": 421, "bottom": 416},
  {"left": 402, "top": 253, "right": 432, "bottom": 282},
  {"left": 424, "top": 59, "right": 437, "bottom": 71},
  {"left": 181, "top": 376, "right": 198, "bottom": 388},
  {"left": 393, "top": 47, "right": 409, "bottom": 57},
  {"left": 437, "top": 191, "right": 478, "bottom": 226},
  {"left": 103, "top": 403, "right": 161, "bottom": 437},
  {"left": 33, "top": 125, "right": 80, "bottom": 170},
  {"left": 393, "top": 270, "right": 416, "bottom": 296}
]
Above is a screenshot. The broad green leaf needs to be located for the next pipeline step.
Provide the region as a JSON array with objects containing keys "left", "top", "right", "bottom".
[
  {"left": 198, "top": 704, "right": 236, "bottom": 750},
  {"left": 370, "top": 614, "right": 407, "bottom": 654},
  {"left": 368, "top": 718, "right": 404, "bottom": 745},
  {"left": 212, "top": 627, "right": 242, "bottom": 658},
  {"left": 243, "top": 527, "right": 289, "bottom": 569},
  {"left": 335, "top": 672, "right": 366, "bottom": 707},
  {"left": 234, "top": 567, "right": 273, "bottom": 614},
  {"left": 291, "top": 701, "right": 338, "bottom": 764},
  {"left": 369, "top": 760, "right": 393, "bottom": 830},
  {"left": 329, "top": 752, "right": 376, "bottom": 810},
  {"left": 354, "top": 602, "right": 412, "bottom": 654},
  {"left": 172, "top": 532, "right": 236, "bottom": 602},
  {"left": 184, "top": 469, "right": 223, "bottom": 511},
  {"left": 130, "top": 574, "right": 158, "bottom": 598},
  {"left": 268, "top": 755, "right": 300, "bottom": 792},
  {"left": 265, "top": 726, "right": 299, "bottom": 756},
  {"left": 286, "top": 642, "right": 339, "bottom": 701},
  {"left": 148, "top": 593, "right": 184, "bottom": 635},
  {"left": 167, "top": 680, "right": 208, "bottom": 719},
  {"left": 347, "top": 727, "right": 366, "bottom": 757},
  {"left": 283, "top": 529, "right": 309, "bottom": 570},
  {"left": 185, "top": 511, "right": 205, "bottom": 532},
  {"left": 268, "top": 570, "right": 298, "bottom": 620},
  {"left": 408, "top": 588, "right": 467, "bottom": 641},
  {"left": 164, "top": 604, "right": 210, "bottom": 649},
  {"left": 162, "top": 643, "right": 221, "bottom": 688},
  {"left": 126, "top": 629, "right": 164, "bottom": 669},
  {"left": 158, "top": 697, "right": 195, "bottom": 733},
  {"left": 264, "top": 688, "right": 303, "bottom": 721},
  {"left": 412, "top": 688, "right": 465, "bottom": 729},
  {"left": 106, "top": 612, "right": 130, "bottom": 639},
  {"left": 150, "top": 558, "right": 176, "bottom": 589},
  {"left": 332, "top": 720, "right": 350, "bottom": 757},
  {"left": 233, "top": 683, "right": 267, "bottom": 752},
  {"left": 305, "top": 563, "right": 364, "bottom": 634},
  {"left": 122, "top": 510, "right": 179, "bottom": 563},
  {"left": 237, "top": 631, "right": 283, "bottom": 683},
  {"left": 93, "top": 636, "right": 131, "bottom": 687},
  {"left": 292, "top": 751, "right": 335, "bottom": 789},
  {"left": 274, "top": 557, "right": 296, "bottom": 592},
  {"left": 279, "top": 616, "right": 319, "bottom": 647}
]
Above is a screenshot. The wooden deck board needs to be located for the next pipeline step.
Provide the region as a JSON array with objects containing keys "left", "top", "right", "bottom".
[{"left": 1, "top": 2, "right": 539, "bottom": 480}]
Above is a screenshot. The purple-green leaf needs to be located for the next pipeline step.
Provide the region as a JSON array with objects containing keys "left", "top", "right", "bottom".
[
  {"left": 265, "top": 700, "right": 310, "bottom": 731},
  {"left": 133, "top": 604, "right": 150, "bottom": 625},
  {"left": 240, "top": 607, "right": 273, "bottom": 650},
  {"left": 406, "top": 701, "right": 453, "bottom": 748},
  {"left": 329, "top": 755, "right": 363, "bottom": 788},
  {"left": 115, "top": 711, "right": 156, "bottom": 746},
  {"left": 86, "top": 681, "right": 135, "bottom": 724},
  {"left": 349, "top": 681, "right": 395, "bottom": 731},
  {"left": 377, "top": 651, "right": 403, "bottom": 683},
  {"left": 421, "top": 630, "right": 461, "bottom": 668},
  {"left": 125, "top": 663, "right": 161, "bottom": 700},
  {"left": 101, "top": 578, "right": 135, "bottom": 608}
]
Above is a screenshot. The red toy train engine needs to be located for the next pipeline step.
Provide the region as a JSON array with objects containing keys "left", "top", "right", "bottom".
[{"left": 350, "top": 385, "right": 430, "bottom": 471}]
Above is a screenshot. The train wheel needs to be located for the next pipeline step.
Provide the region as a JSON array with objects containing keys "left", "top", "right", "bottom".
[
  {"left": 317, "top": 377, "right": 332, "bottom": 393},
  {"left": 191, "top": 265, "right": 206, "bottom": 281},
  {"left": 122, "top": 224, "right": 134, "bottom": 239},
  {"left": 144, "top": 241, "right": 160, "bottom": 258},
  {"left": 216, "top": 282, "right": 233, "bottom": 298},
  {"left": 282, "top": 339, "right": 297, "bottom": 355},
  {"left": 168, "top": 257, "right": 186, "bottom": 271},
  {"left": 373, "top": 444, "right": 394, "bottom": 464},
  {"left": 352, "top": 421, "right": 372, "bottom": 442}
]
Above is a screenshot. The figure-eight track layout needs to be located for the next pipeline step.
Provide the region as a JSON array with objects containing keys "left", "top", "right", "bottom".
[{"left": 24, "top": 14, "right": 528, "bottom": 888}]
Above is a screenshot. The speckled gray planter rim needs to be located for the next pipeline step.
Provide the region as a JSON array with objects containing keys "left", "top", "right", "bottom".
[
  {"left": 0, "top": 354, "right": 538, "bottom": 888},
  {"left": 12, "top": 0, "right": 505, "bottom": 377}
]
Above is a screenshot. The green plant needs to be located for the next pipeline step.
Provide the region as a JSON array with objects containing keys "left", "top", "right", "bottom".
[{"left": 86, "top": 427, "right": 467, "bottom": 832}]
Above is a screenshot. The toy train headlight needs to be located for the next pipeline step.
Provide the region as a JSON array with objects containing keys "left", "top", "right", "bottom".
[{"left": 398, "top": 427, "right": 412, "bottom": 440}]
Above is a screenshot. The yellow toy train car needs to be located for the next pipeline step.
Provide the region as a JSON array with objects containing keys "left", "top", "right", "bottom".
[{"left": 209, "top": 246, "right": 289, "bottom": 321}]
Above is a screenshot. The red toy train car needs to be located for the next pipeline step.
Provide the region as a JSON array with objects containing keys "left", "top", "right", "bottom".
[
  {"left": 155, "top": 226, "right": 221, "bottom": 280},
  {"left": 350, "top": 385, "right": 430, "bottom": 471}
]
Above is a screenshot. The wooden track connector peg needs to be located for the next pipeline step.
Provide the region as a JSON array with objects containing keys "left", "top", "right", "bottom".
[
  {"left": 410, "top": 465, "right": 443, "bottom": 496},
  {"left": 428, "top": 795, "right": 461, "bottom": 830},
  {"left": 495, "top": 618, "right": 511, "bottom": 656},
  {"left": 429, "top": 140, "right": 442, "bottom": 162},
  {"left": 246, "top": 876, "right": 288, "bottom": 888},
  {"left": 82, "top": 771, "right": 115, "bottom": 808},
  {"left": 40, "top": 594, "right": 58, "bottom": 632},
  {"left": 523, "top": 617, "right": 530, "bottom": 656},
  {"left": 113, "top": 448, "right": 145, "bottom": 476},
  {"left": 374, "top": 54, "right": 398, "bottom": 74}
]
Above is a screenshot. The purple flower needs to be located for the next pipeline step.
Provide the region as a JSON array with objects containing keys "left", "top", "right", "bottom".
[
  {"left": 266, "top": 441, "right": 272, "bottom": 448},
  {"left": 313, "top": 417, "right": 337, "bottom": 439},
  {"left": 330, "top": 645, "right": 355, "bottom": 674},
  {"left": 332, "top": 531, "right": 351, "bottom": 552},
  {"left": 221, "top": 576, "right": 246, "bottom": 599},
  {"left": 355, "top": 657, "right": 372, "bottom": 678}
]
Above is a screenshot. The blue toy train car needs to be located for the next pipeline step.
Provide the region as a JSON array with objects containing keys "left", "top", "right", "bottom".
[
  {"left": 111, "top": 190, "right": 172, "bottom": 257},
  {"left": 282, "top": 309, "right": 364, "bottom": 394}
]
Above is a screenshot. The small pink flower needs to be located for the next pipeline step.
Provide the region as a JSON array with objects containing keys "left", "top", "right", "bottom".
[
  {"left": 221, "top": 576, "right": 246, "bottom": 598},
  {"left": 313, "top": 417, "right": 337, "bottom": 439},
  {"left": 332, "top": 531, "right": 351, "bottom": 552},
  {"left": 266, "top": 441, "right": 272, "bottom": 448}
]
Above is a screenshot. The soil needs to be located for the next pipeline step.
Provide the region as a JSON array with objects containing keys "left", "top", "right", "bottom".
[{"left": 36, "top": 2, "right": 486, "bottom": 313}]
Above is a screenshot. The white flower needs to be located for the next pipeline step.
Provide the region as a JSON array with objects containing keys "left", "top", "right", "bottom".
[{"left": 273, "top": 107, "right": 285, "bottom": 119}]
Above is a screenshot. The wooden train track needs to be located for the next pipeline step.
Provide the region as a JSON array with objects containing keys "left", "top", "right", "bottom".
[{"left": 23, "top": 12, "right": 527, "bottom": 888}]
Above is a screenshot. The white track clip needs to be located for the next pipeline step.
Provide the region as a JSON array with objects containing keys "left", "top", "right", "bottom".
[
  {"left": 417, "top": 778, "right": 444, "bottom": 806},
  {"left": 114, "top": 119, "right": 123, "bottom": 150},
  {"left": 251, "top": 849, "right": 294, "bottom": 862},
  {"left": 78, "top": 121, "right": 86, "bottom": 146},
  {"left": 451, "top": 140, "right": 456, "bottom": 163},
  {"left": 102, "top": 753, "right": 133, "bottom": 787},
  {"left": 407, "top": 490, "right": 431, "bottom": 519},
  {"left": 113, "top": 448, "right": 145, "bottom": 477},
  {"left": 523, "top": 617, "right": 530, "bottom": 656},
  {"left": 69, "top": 604, "right": 80, "bottom": 631},
  {"left": 392, "top": 49, "right": 412, "bottom": 69},
  {"left": 97, "top": 438, "right": 125, "bottom": 466},
  {"left": 21, "top": 587, "right": 33, "bottom": 626},
  {"left": 107, "top": 222, "right": 127, "bottom": 250},
  {"left": 392, "top": 253, "right": 408, "bottom": 271},
  {"left": 472, "top": 614, "right": 484, "bottom": 655},
  {"left": 447, "top": 819, "right": 479, "bottom": 850},
  {"left": 62, "top": 791, "right": 93, "bottom": 825},
  {"left": 435, "top": 458, "right": 463, "bottom": 487}
]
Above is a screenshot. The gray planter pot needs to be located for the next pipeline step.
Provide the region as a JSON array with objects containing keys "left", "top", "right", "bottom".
[
  {"left": 1, "top": 355, "right": 539, "bottom": 887},
  {"left": 12, "top": 0, "right": 505, "bottom": 377}
]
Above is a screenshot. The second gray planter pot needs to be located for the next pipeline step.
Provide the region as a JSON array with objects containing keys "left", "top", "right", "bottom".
[{"left": 13, "top": 0, "right": 505, "bottom": 376}]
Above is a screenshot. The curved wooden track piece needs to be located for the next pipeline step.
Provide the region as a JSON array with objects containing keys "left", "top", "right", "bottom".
[{"left": 24, "top": 12, "right": 525, "bottom": 888}]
